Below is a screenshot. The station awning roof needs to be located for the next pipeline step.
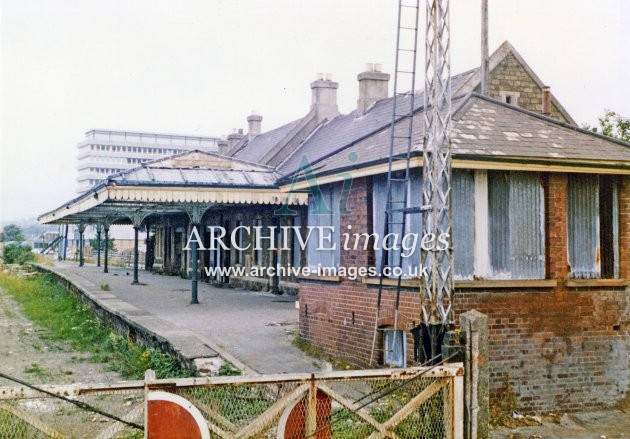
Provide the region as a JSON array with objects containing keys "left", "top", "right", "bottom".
[{"left": 39, "top": 151, "right": 307, "bottom": 225}]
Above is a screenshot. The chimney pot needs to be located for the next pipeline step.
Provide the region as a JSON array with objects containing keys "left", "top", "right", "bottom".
[
  {"left": 356, "top": 63, "right": 390, "bottom": 116},
  {"left": 247, "top": 113, "right": 263, "bottom": 140},
  {"left": 542, "top": 86, "right": 551, "bottom": 116}
]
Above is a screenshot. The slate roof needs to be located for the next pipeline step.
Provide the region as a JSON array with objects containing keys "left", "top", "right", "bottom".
[
  {"left": 107, "top": 150, "right": 279, "bottom": 188},
  {"left": 231, "top": 118, "right": 303, "bottom": 164},
  {"left": 276, "top": 70, "right": 476, "bottom": 177},
  {"left": 290, "top": 94, "right": 630, "bottom": 179},
  {"left": 452, "top": 95, "right": 630, "bottom": 162},
  {"left": 110, "top": 166, "right": 278, "bottom": 188}
]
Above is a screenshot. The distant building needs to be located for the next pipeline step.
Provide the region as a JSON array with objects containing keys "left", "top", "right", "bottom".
[{"left": 76, "top": 129, "right": 222, "bottom": 193}]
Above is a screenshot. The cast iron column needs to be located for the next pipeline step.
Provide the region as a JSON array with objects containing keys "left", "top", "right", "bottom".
[
  {"left": 78, "top": 223, "right": 85, "bottom": 267},
  {"left": 132, "top": 224, "right": 139, "bottom": 285},
  {"left": 96, "top": 224, "right": 102, "bottom": 267},
  {"left": 63, "top": 224, "right": 69, "bottom": 260},
  {"left": 103, "top": 225, "right": 109, "bottom": 273},
  {"left": 144, "top": 224, "right": 150, "bottom": 270},
  {"left": 191, "top": 223, "right": 199, "bottom": 304}
]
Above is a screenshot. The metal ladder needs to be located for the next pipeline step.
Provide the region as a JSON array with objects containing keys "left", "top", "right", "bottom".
[{"left": 369, "top": 0, "right": 423, "bottom": 367}]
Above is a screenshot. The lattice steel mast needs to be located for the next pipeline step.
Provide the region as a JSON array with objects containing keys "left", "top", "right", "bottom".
[{"left": 421, "top": 0, "right": 454, "bottom": 359}]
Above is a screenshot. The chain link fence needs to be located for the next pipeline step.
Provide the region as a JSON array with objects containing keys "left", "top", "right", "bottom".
[
  {"left": 1, "top": 363, "right": 463, "bottom": 438},
  {"left": 0, "top": 374, "right": 144, "bottom": 439}
]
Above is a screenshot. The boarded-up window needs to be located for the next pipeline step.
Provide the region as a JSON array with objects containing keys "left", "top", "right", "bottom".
[
  {"left": 384, "top": 329, "right": 406, "bottom": 367},
  {"left": 306, "top": 184, "right": 340, "bottom": 269},
  {"left": 488, "top": 171, "right": 545, "bottom": 279},
  {"left": 452, "top": 170, "right": 475, "bottom": 279},
  {"left": 568, "top": 175, "right": 619, "bottom": 279},
  {"left": 372, "top": 170, "right": 421, "bottom": 277}
]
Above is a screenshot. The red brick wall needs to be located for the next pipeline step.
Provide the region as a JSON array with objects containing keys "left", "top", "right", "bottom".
[
  {"left": 619, "top": 175, "right": 630, "bottom": 279},
  {"left": 299, "top": 173, "right": 630, "bottom": 413},
  {"left": 546, "top": 173, "right": 569, "bottom": 281}
]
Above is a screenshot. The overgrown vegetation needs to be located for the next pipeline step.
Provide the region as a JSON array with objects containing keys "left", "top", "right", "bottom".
[
  {"left": 1, "top": 243, "right": 35, "bottom": 264},
  {"left": 218, "top": 361, "right": 241, "bottom": 376},
  {"left": 1, "top": 224, "right": 35, "bottom": 265},
  {"left": 0, "top": 272, "right": 193, "bottom": 379},
  {"left": 291, "top": 331, "right": 354, "bottom": 371}
]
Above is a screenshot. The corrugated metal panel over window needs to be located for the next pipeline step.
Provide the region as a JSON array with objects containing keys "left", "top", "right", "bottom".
[
  {"left": 306, "top": 184, "right": 340, "bottom": 269},
  {"left": 509, "top": 172, "right": 545, "bottom": 278},
  {"left": 372, "top": 170, "right": 421, "bottom": 277},
  {"left": 488, "top": 171, "right": 544, "bottom": 279},
  {"left": 568, "top": 174, "right": 600, "bottom": 278},
  {"left": 452, "top": 170, "right": 474, "bottom": 279}
]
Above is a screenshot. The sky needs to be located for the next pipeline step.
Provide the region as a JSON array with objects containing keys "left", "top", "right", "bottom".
[{"left": 1, "top": 0, "right": 629, "bottom": 222}]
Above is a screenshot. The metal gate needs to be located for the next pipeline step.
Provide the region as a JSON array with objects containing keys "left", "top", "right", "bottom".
[{"left": 0, "top": 363, "right": 463, "bottom": 438}]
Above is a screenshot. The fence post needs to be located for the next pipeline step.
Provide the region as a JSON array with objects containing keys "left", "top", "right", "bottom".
[
  {"left": 144, "top": 369, "right": 155, "bottom": 439},
  {"left": 453, "top": 372, "right": 464, "bottom": 439},
  {"left": 306, "top": 373, "right": 318, "bottom": 437},
  {"left": 305, "top": 374, "right": 317, "bottom": 438},
  {"left": 461, "top": 310, "right": 489, "bottom": 439}
]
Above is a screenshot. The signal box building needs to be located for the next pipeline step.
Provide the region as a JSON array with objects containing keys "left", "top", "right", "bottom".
[{"left": 40, "top": 42, "right": 630, "bottom": 412}]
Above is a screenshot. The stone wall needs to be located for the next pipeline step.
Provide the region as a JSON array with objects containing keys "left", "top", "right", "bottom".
[{"left": 479, "top": 52, "right": 570, "bottom": 123}]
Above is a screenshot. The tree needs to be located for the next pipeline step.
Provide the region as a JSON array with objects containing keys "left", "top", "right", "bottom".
[
  {"left": 89, "top": 237, "right": 117, "bottom": 252},
  {"left": 2, "top": 243, "right": 34, "bottom": 265},
  {"left": 582, "top": 110, "right": 630, "bottom": 142},
  {"left": 0, "top": 224, "right": 25, "bottom": 243}
]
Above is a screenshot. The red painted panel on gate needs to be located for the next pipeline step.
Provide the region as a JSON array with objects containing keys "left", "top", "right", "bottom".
[
  {"left": 282, "top": 390, "right": 332, "bottom": 439},
  {"left": 147, "top": 399, "right": 202, "bottom": 439}
]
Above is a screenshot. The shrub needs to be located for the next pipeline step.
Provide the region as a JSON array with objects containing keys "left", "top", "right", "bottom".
[{"left": 2, "top": 243, "right": 35, "bottom": 265}]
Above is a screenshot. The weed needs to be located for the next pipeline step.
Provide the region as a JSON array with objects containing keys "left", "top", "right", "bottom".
[
  {"left": 0, "top": 272, "right": 193, "bottom": 379},
  {"left": 218, "top": 362, "right": 241, "bottom": 376},
  {"left": 33, "top": 254, "right": 54, "bottom": 266},
  {"left": 291, "top": 331, "right": 355, "bottom": 371},
  {"left": 100, "top": 283, "right": 110, "bottom": 291},
  {"left": 24, "top": 363, "right": 52, "bottom": 379}
]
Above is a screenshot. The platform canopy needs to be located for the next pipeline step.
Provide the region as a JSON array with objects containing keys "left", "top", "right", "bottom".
[{"left": 39, "top": 150, "right": 307, "bottom": 226}]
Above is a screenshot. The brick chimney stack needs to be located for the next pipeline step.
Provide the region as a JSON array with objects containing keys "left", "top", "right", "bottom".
[
  {"left": 247, "top": 113, "right": 262, "bottom": 141},
  {"left": 311, "top": 73, "right": 339, "bottom": 122},
  {"left": 356, "top": 63, "right": 390, "bottom": 116},
  {"left": 227, "top": 129, "right": 244, "bottom": 151},
  {"left": 542, "top": 86, "right": 551, "bottom": 116},
  {"left": 217, "top": 139, "right": 229, "bottom": 156}
]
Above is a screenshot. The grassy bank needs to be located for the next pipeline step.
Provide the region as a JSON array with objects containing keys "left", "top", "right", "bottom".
[{"left": 0, "top": 272, "right": 193, "bottom": 379}]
